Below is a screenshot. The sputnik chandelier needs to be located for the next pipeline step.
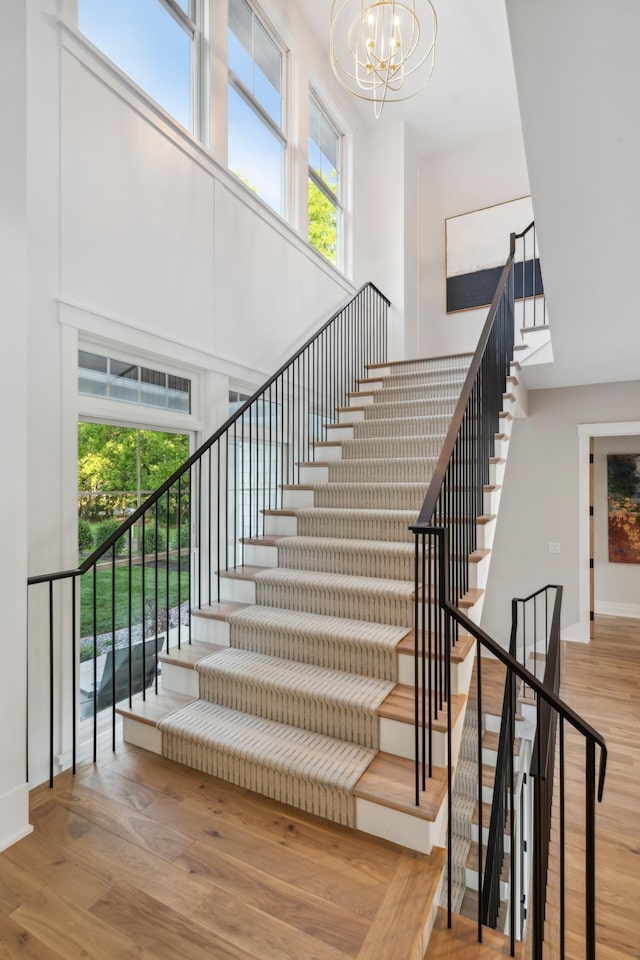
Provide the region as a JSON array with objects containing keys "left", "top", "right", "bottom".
[{"left": 330, "top": 0, "right": 437, "bottom": 118}]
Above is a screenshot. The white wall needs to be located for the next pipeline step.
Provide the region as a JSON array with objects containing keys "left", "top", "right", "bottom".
[
  {"left": 418, "top": 127, "right": 530, "bottom": 358},
  {"left": 482, "top": 381, "right": 640, "bottom": 647},
  {"left": 506, "top": 0, "right": 640, "bottom": 390},
  {"left": 593, "top": 436, "right": 640, "bottom": 617},
  {"left": 0, "top": 0, "right": 31, "bottom": 851}
]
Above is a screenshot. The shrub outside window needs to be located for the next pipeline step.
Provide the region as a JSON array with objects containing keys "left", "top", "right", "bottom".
[{"left": 308, "top": 95, "right": 342, "bottom": 267}]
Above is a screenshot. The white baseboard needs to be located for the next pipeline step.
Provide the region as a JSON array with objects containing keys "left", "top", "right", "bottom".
[
  {"left": 0, "top": 782, "right": 32, "bottom": 852},
  {"left": 594, "top": 600, "right": 640, "bottom": 619}
]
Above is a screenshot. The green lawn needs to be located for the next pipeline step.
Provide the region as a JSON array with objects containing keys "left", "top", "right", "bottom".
[{"left": 80, "top": 562, "right": 190, "bottom": 644}]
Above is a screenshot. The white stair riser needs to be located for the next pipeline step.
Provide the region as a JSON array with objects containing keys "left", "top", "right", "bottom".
[
  {"left": 379, "top": 711, "right": 464, "bottom": 769},
  {"left": 490, "top": 461, "right": 506, "bottom": 485},
  {"left": 484, "top": 489, "right": 501, "bottom": 515},
  {"left": 397, "top": 647, "right": 474, "bottom": 697},
  {"left": 243, "top": 543, "right": 278, "bottom": 567},
  {"left": 359, "top": 379, "right": 384, "bottom": 391},
  {"left": 339, "top": 408, "right": 365, "bottom": 423},
  {"left": 264, "top": 514, "right": 297, "bottom": 536},
  {"left": 161, "top": 662, "right": 199, "bottom": 698},
  {"left": 122, "top": 716, "right": 162, "bottom": 755},
  {"left": 282, "top": 488, "right": 315, "bottom": 508},
  {"left": 355, "top": 789, "right": 448, "bottom": 856},
  {"left": 476, "top": 520, "right": 496, "bottom": 551},
  {"left": 325, "top": 424, "right": 354, "bottom": 441},
  {"left": 495, "top": 436, "right": 509, "bottom": 458},
  {"left": 482, "top": 747, "right": 522, "bottom": 773},
  {"left": 219, "top": 577, "right": 256, "bottom": 604},
  {"left": 350, "top": 394, "right": 374, "bottom": 407},
  {"left": 298, "top": 464, "right": 329, "bottom": 484},
  {"left": 469, "top": 554, "right": 491, "bottom": 591},
  {"left": 313, "top": 443, "right": 342, "bottom": 462},
  {"left": 190, "top": 614, "right": 231, "bottom": 645}
]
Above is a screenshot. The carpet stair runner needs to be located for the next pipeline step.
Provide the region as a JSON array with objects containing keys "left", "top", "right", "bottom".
[{"left": 119, "top": 352, "right": 514, "bottom": 862}]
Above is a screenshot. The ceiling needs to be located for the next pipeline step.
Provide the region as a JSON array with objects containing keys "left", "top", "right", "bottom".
[{"left": 298, "top": 0, "right": 522, "bottom": 157}]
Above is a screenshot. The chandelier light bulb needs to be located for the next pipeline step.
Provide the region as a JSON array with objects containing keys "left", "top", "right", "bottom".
[{"left": 330, "top": 0, "right": 437, "bottom": 118}]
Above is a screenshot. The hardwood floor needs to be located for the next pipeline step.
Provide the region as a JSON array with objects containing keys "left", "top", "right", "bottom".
[
  {"left": 0, "top": 744, "right": 440, "bottom": 960},
  {"left": 1, "top": 614, "right": 638, "bottom": 960},
  {"left": 542, "top": 615, "right": 640, "bottom": 960}
]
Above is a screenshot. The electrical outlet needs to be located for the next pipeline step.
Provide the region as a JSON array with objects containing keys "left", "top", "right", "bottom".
[{"left": 549, "top": 542, "right": 561, "bottom": 554}]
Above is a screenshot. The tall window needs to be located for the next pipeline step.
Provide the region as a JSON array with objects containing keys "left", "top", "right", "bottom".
[
  {"left": 308, "top": 96, "right": 342, "bottom": 267},
  {"left": 78, "top": 0, "right": 198, "bottom": 133},
  {"left": 227, "top": 0, "right": 286, "bottom": 216}
]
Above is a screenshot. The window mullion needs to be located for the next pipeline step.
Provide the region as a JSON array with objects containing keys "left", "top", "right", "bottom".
[
  {"left": 160, "top": 0, "right": 196, "bottom": 35},
  {"left": 229, "top": 73, "right": 286, "bottom": 144}
]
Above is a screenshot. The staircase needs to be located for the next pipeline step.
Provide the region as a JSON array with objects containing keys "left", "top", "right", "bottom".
[{"left": 113, "top": 349, "right": 521, "bottom": 958}]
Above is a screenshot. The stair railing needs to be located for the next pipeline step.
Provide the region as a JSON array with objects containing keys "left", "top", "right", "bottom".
[
  {"left": 482, "top": 585, "right": 561, "bottom": 944},
  {"left": 410, "top": 221, "right": 607, "bottom": 958},
  {"left": 27, "top": 282, "right": 389, "bottom": 786}
]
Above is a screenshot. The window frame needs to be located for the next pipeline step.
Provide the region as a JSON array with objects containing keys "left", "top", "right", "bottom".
[
  {"left": 227, "top": 0, "right": 288, "bottom": 218},
  {"left": 307, "top": 91, "right": 344, "bottom": 269},
  {"left": 77, "top": 0, "right": 203, "bottom": 138}
]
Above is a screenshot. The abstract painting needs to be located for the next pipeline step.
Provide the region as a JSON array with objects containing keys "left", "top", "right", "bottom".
[
  {"left": 607, "top": 454, "right": 640, "bottom": 563},
  {"left": 446, "top": 196, "right": 543, "bottom": 313}
]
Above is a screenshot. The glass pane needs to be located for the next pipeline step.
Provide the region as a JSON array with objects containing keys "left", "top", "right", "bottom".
[
  {"left": 228, "top": 30, "right": 254, "bottom": 91},
  {"left": 309, "top": 98, "right": 321, "bottom": 148},
  {"left": 308, "top": 138, "right": 322, "bottom": 179},
  {"left": 110, "top": 359, "right": 139, "bottom": 403},
  {"left": 321, "top": 151, "right": 338, "bottom": 195},
  {"left": 255, "top": 66, "right": 282, "bottom": 127},
  {"left": 321, "top": 114, "right": 338, "bottom": 170},
  {"left": 168, "top": 375, "right": 191, "bottom": 412},
  {"left": 79, "top": 0, "right": 193, "bottom": 131},
  {"left": 228, "top": 84, "right": 284, "bottom": 216},
  {"left": 78, "top": 351, "right": 108, "bottom": 397},
  {"left": 141, "top": 367, "right": 167, "bottom": 408},
  {"left": 229, "top": 0, "right": 253, "bottom": 56},
  {"left": 308, "top": 178, "right": 337, "bottom": 266},
  {"left": 254, "top": 22, "right": 281, "bottom": 93}
]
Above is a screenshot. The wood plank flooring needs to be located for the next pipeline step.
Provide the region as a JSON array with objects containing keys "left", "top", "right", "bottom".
[
  {"left": 539, "top": 615, "right": 640, "bottom": 960},
  {"left": 0, "top": 744, "right": 441, "bottom": 960}
]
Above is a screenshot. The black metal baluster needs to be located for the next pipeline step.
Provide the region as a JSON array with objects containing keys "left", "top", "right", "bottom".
[
  {"left": 71, "top": 576, "right": 77, "bottom": 774},
  {"left": 111, "top": 544, "right": 116, "bottom": 751},
  {"left": 141, "top": 513, "right": 146, "bottom": 701},
  {"left": 93, "top": 564, "right": 97, "bottom": 762},
  {"left": 49, "top": 581, "right": 54, "bottom": 787},
  {"left": 128, "top": 525, "right": 133, "bottom": 703},
  {"left": 560, "top": 717, "right": 566, "bottom": 960}
]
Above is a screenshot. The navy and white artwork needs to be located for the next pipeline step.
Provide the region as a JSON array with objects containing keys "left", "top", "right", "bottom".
[{"left": 446, "top": 196, "right": 543, "bottom": 313}]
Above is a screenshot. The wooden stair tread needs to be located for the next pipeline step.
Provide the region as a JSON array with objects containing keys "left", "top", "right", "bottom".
[
  {"left": 397, "top": 631, "right": 475, "bottom": 664},
  {"left": 192, "top": 600, "right": 248, "bottom": 621},
  {"left": 337, "top": 405, "right": 367, "bottom": 413},
  {"left": 426, "top": 907, "right": 522, "bottom": 959},
  {"left": 358, "top": 847, "right": 446, "bottom": 960},
  {"left": 458, "top": 589, "right": 483, "bottom": 609},
  {"left": 218, "top": 565, "right": 266, "bottom": 581},
  {"left": 471, "top": 801, "right": 511, "bottom": 834},
  {"left": 482, "top": 730, "right": 522, "bottom": 756},
  {"left": 378, "top": 686, "right": 466, "bottom": 731},
  {"left": 314, "top": 440, "right": 342, "bottom": 448},
  {"left": 280, "top": 483, "right": 315, "bottom": 491},
  {"left": 115, "top": 691, "right": 196, "bottom": 726},
  {"left": 159, "top": 642, "right": 226, "bottom": 669},
  {"left": 296, "top": 461, "right": 331, "bottom": 468},
  {"left": 240, "top": 535, "right": 285, "bottom": 547},
  {"left": 262, "top": 508, "right": 297, "bottom": 517},
  {"left": 354, "top": 753, "right": 448, "bottom": 822},
  {"left": 467, "top": 841, "right": 510, "bottom": 881}
]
